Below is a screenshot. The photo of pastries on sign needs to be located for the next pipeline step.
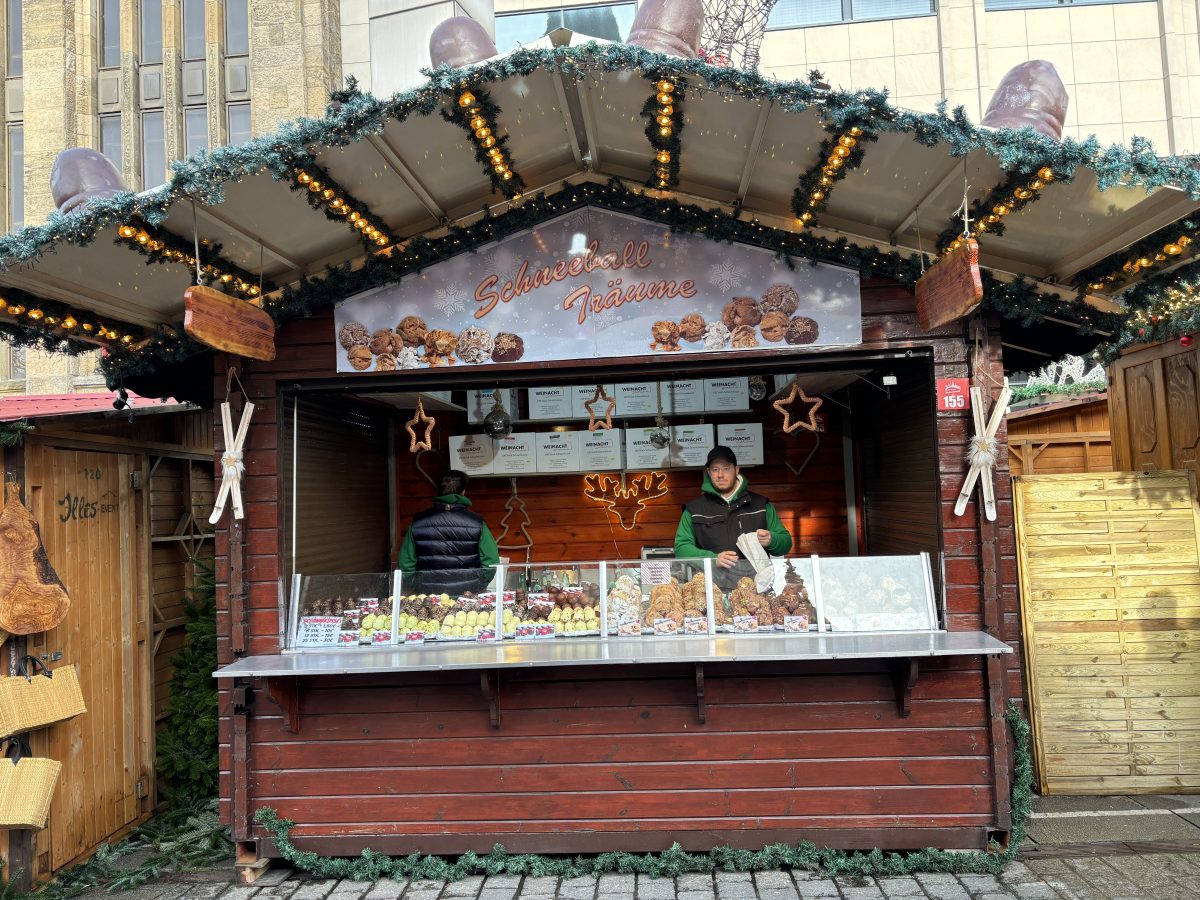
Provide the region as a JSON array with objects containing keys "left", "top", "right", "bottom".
[{"left": 341, "top": 313, "right": 525, "bottom": 371}]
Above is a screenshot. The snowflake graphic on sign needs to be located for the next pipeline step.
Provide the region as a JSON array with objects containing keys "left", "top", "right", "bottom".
[
  {"left": 709, "top": 262, "right": 744, "bottom": 292},
  {"left": 434, "top": 284, "right": 467, "bottom": 317}
]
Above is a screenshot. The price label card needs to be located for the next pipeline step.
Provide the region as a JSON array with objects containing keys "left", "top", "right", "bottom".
[
  {"left": 937, "top": 378, "right": 971, "bottom": 411},
  {"left": 616, "top": 382, "right": 659, "bottom": 416},
  {"left": 295, "top": 616, "right": 341, "bottom": 648},
  {"left": 640, "top": 560, "right": 672, "bottom": 586},
  {"left": 703, "top": 377, "right": 749, "bottom": 411},
  {"left": 404, "top": 631, "right": 425, "bottom": 645},
  {"left": 449, "top": 434, "right": 495, "bottom": 475},
  {"left": 536, "top": 431, "right": 579, "bottom": 473},
  {"left": 527, "top": 386, "right": 573, "bottom": 420}
]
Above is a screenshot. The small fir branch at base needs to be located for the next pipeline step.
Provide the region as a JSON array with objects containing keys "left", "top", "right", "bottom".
[
  {"left": 0, "top": 420, "right": 33, "bottom": 447},
  {"left": 253, "top": 702, "right": 1032, "bottom": 882}
]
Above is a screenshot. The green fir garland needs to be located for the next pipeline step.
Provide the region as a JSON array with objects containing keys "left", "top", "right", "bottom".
[
  {"left": 1, "top": 42, "right": 1195, "bottom": 374},
  {"left": 643, "top": 72, "right": 684, "bottom": 189},
  {"left": 253, "top": 702, "right": 1032, "bottom": 882}
]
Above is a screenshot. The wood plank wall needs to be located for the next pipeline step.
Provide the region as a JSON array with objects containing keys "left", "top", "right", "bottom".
[
  {"left": 1007, "top": 396, "right": 1112, "bottom": 476},
  {"left": 214, "top": 277, "right": 1020, "bottom": 854},
  {"left": 1109, "top": 341, "right": 1200, "bottom": 481}
]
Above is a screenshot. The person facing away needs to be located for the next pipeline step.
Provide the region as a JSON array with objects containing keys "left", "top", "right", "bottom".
[
  {"left": 397, "top": 469, "right": 499, "bottom": 596},
  {"left": 673, "top": 445, "right": 792, "bottom": 588}
]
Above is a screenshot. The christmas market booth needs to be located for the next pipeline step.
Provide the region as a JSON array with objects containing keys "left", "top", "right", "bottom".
[{"left": 3, "top": 4, "right": 1200, "bottom": 873}]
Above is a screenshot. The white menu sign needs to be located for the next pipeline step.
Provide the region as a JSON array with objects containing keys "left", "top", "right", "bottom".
[
  {"left": 535, "top": 431, "right": 579, "bottom": 473},
  {"left": 671, "top": 424, "right": 714, "bottom": 468},
  {"left": 579, "top": 429, "right": 623, "bottom": 470},
  {"left": 572, "top": 383, "right": 618, "bottom": 419},
  {"left": 527, "top": 386, "right": 573, "bottom": 420},
  {"left": 466, "top": 388, "right": 519, "bottom": 424},
  {"left": 449, "top": 434, "right": 496, "bottom": 475},
  {"left": 716, "top": 422, "right": 764, "bottom": 466},
  {"left": 703, "top": 377, "right": 749, "bottom": 411},
  {"left": 663, "top": 379, "right": 704, "bottom": 414},
  {"left": 626, "top": 427, "right": 673, "bottom": 470},
  {"left": 295, "top": 616, "right": 342, "bottom": 648},
  {"left": 493, "top": 432, "right": 537, "bottom": 474},
  {"left": 616, "top": 382, "right": 659, "bottom": 416}
]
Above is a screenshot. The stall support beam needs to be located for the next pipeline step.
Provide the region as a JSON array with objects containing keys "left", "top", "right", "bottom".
[
  {"left": 890, "top": 658, "right": 918, "bottom": 718},
  {"left": 266, "top": 676, "right": 301, "bottom": 733},
  {"left": 232, "top": 683, "right": 254, "bottom": 841},
  {"left": 481, "top": 670, "right": 500, "bottom": 728},
  {"left": 695, "top": 663, "right": 706, "bottom": 724}
]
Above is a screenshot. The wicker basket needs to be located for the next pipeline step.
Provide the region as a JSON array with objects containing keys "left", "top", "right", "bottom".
[
  {"left": 0, "top": 737, "right": 61, "bottom": 829},
  {"left": 0, "top": 657, "right": 86, "bottom": 739}
]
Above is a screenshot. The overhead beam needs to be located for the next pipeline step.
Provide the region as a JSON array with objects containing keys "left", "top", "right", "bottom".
[
  {"left": 889, "top": 156, "right": 967, "bottom": 244},
  {"left": 574, "top": 81, "right": 602, "bottom": 172},
  {"left": 0, "top": 269, "right": 168, "bottom": 327},
  {"left": 364, "top": 134, "right": 446, "bottom": 221},
  {"left": 193, "top": 205, "right": 309, "bottom": 277},
  {"left": 551, "top": 71, "right": 585, "bottom": 168},
  {"left": 734, "top": 100, "right": 773, "bottom": 206},
  {"left": 1048, "top": 187, "right": 1200, "bottom": 283}
]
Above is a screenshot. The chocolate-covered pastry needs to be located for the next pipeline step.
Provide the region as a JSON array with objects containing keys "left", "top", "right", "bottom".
[
  {"left": 369, "top": 328, "right": 397, "bottom": 356},
  {"left": 761, "top": 283, "right": 799, "bottom": 315},
  {"left": 759, "top": 311, "right": 789, "bottom": 342},
  {"left": 457, "top": 325, "right": 494, "bottom": 364},
  {"left": 347, "top": 345, "right": 373, "bottom": 371},
  {"left": 649, "top": 320, "right": 682, "bottom": 351},
  {"left": 785, "top": 315, "right": 820, "bottom": 345},
  {"left": 731, "top": 325, "right": 758, "bottom": 348},
  {"left": 398, "top": 315, "right": 428, "bottom": 348},
  {"left": 339, "top": 321, "right": 369, "bottom": 350},
  {"left": 722, "top": 296, "right": 762, "bottom": 328},
  {"left": 679, "top": 313, "right": 706, "bottom": 342},
  {"left": 422, "top": 329, "right": 458, "bottom": 366},
  {"left": 492, "top": 332, "right": 524, "bottom": 362}
]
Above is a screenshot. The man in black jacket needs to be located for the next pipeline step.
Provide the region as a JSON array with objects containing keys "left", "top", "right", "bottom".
[
  {"left": 397, "top": 470, "right": 499, "bottom": 596},
  {"left": 674, "top": 446, "right": 792, "bottom": 588}
]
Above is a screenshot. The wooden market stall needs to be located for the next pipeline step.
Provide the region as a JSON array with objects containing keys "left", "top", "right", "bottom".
[
  {"left": 0, "top": 396, "right": 213, "bottom": 883},
  {"left": 1, "top": 5, "right": 1200, "bottom": 874},
  {"left": 1007, "top": 393, "right": 1112, "bottom": 476}
]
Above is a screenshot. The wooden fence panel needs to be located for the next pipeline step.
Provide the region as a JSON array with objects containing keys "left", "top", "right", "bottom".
[{"left": 1015, "top": 470, "right": 1200, "bottom": 794}]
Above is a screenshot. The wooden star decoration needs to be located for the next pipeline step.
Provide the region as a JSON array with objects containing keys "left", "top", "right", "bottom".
[
  {"left": 405, "top": 398, "right": 436, "bottom": 452},
  {"left": 584, "top": 384, "right": 615, "bottom": 431},
  {"left": 773, "top": 382, "right": 823, "bottom": 434}
]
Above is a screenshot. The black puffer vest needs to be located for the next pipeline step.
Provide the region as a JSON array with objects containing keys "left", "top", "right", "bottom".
[
  {"left": 684, "top": 489, "right": 770, "bottom": 557},
  {"left": 409, "top": 501, "right": 485, "bottom": 596}
]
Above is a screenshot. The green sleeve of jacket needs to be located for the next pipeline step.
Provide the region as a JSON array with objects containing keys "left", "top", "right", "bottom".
[
  {"left": 478, "top": 525, "right": 500, "bottom": 568},
  {"left": 397, "top": 530, "right": 417, "bottom": 572},
  {"left": 674, "top": 510, "right": 715, "bottom": 558},
  {"left": 764, "top": 502, "right": 793, "bottom": 556}
]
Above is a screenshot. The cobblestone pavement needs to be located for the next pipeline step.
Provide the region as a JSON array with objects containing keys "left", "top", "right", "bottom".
[{"left": 77, "top": 853, "right": 1200, "bottom": 900}]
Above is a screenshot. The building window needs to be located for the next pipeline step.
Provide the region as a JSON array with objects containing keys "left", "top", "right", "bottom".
[
  {"left": 141, "top": 111, "right": 165, "bottom": 187},
  {"left": 182, "top": 0, "right": 205, "bottom": 59},
  {"left": 226, "top": 0, "right": 249, "bottom": 55},
  {"left": 495, "top": 2, "right": 637, "bottom": 52},
  {"left": 141, "top": 0, "right": 163, "bottom": 63},
  {"left": 6, "top": 0, "right": 21, "bottom": 76},
  {"left": 184, "top": 106, "right": 208, "bottom": 156},
  {"left": 767, "top": 0, "right": 934, "bottom": 29},
  {"left": 0, "top": 342, "right": 25, "bottom": 381},
  {"left": 983, "top": 0, "right": 1133, "bottom": 9},
  {"left": 227, "top": 103, "right": 251, "bottom": 144},
  {"left": 8, "top": 124, "right": 22, "bottom": 229},
  {"left": 100, "top": 114, "right": 122, "bottom": 166},
  {"left": 101, "top": 0, "right": 121, "bottom": 66}
]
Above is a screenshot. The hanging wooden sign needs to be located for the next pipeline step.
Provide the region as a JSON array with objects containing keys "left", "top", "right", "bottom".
[
  {"left": 0, "top": 483, "right": 71, "bottom": 636},
  {"left": 184, "top": 285, "right": 276, "bottom": 361},
  {"left": 915, "top": 238, "right": 983, "bottom": 332}
]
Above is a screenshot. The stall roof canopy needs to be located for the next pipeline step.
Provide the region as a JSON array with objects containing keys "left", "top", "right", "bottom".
[{"left": 0, "top": 38, "right": 1197, "bottom": 384}]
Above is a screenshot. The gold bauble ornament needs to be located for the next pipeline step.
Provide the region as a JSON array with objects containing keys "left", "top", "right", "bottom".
[{"left": 458, "top": 91, "right": 476, "bottom": 108}]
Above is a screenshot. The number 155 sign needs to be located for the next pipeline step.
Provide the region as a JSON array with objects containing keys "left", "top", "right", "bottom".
[{"left": 937, "top": 378, "right": 972, "bottom": 411}]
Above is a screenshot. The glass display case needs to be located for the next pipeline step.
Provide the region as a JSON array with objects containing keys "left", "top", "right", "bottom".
[{"left": 284, "top": 553, "right": 940, "bottom": 651}]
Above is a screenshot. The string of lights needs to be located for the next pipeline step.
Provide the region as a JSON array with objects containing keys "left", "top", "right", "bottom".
[
  {"left": 936, "top": 167, "right": 1056, "bottom": 255},
  {"left": 291, "top": 163, "right": 396, "bottom": 248},
  {"left": 644, "top": 75, "right": 683, "bottom": 190},
  {"left": 791, "top": 125, "right": 871, "bottom": 228},
  {"left": 443, "top": 85, "right": 525, "bottom": 200},
  {"left": 115, "top": 219, "right": 270, "bottom": 299}
]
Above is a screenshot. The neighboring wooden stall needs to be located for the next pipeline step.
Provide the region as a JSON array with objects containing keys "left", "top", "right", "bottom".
[
  {"left": 1007, "top": 394, "right": 1111, "bottom": 476},
  {"left": 1109, "top": 340, "right": 1200, "bottom": 479},
  {"left": 0, "top": 402, "right": 213, "bottom": 881},
  {"left": 1014, "top": 470, "right": 1200, "bottom": 794}
]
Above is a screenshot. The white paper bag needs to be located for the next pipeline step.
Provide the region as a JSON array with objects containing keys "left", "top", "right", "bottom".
[{"left": 735, "top": 532, "right": 775, "bottom": 594}]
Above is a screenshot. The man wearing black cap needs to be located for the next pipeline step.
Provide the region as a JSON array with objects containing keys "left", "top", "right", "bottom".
[{"left": 674, "top": 446, "right": 792, "bottom": 586}]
